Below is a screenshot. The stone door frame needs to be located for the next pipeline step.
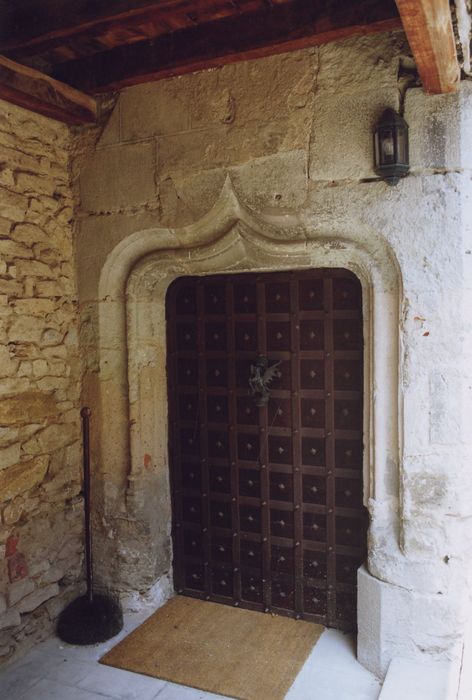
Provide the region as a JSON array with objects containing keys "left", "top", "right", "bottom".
[{"left": 92, "top": 177, "right": 402, "bottom": 671}]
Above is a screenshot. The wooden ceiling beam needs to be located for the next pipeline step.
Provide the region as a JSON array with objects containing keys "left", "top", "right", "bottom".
[
  {"left": 52, "top": 0, "right": 401, "bottom": 93},
  {"left": 0, "top": 55, "right": 97, "bottom": 124},
  {"left": 395, "top": 0, "right": 460, "bottom": 93},
  {"left": 0, "top": 1, "right": 173, "bottom": 53}
]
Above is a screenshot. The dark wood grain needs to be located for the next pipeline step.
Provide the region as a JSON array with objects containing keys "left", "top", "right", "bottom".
[
  {"left": 50, "top": 0, "right": 401, "bottom": 92},
  {"left": 0, "top": 55, "right": 96, "bottom": 124}
]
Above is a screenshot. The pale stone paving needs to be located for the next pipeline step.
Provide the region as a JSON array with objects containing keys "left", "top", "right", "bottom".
[{"left": 0, "top": 608, "right": 381, "bottom": 700}]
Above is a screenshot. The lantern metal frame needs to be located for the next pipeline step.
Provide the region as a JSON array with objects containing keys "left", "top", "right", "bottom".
[{"left": 374, "top": 108, "right": 410, "bottom": 186}]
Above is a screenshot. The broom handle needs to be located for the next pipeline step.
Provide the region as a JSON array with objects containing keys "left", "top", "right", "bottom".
[{"left": 81, "top": 407, "right": 93, "bottom": 604}]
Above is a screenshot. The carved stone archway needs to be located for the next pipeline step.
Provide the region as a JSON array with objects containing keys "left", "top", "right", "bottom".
[{"left": 93, "top": 177, "right": 402, "bottom": 675}]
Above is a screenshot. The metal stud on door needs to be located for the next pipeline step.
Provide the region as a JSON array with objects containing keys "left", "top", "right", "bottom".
[{"left": 166, "top": 270, "right": 366, "bottom": 630}]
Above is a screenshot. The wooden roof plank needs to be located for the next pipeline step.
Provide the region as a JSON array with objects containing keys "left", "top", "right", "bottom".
[
  {"left": 395, "top": 0, "right": 460, "bottom": 93},
  {"left": 0, "top": 55, "right": 97, "bottom": 124},
  {"left": 52, "top": 0, "right": 401, "bottom": 93}
]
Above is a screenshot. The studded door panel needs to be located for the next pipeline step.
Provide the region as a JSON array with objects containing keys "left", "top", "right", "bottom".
[{"left": 167, "top": 270, "right": 366, "bottom": 629}]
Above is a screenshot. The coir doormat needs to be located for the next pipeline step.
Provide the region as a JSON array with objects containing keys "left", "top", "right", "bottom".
[{"left": 100, "top": 596, "right": 324, "bottom": 700}]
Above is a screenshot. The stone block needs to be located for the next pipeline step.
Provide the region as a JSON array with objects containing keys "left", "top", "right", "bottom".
[
  {"left": 0, "top": 456, "right": 49, "bottom": 502},
  {"left": 8, "top": 315, "right": 46, "bottom": 343},
  {"left": 230, "top": 150, "right": 308, "bottom": 210},
  {"left": 159, "top": 116, "right": 306, "bottom": 175},
  {"left": 40, "top": 328, "right": 64, "bottom": 346},
  {"left": 0, "top": 218, "right": 12, "bottom": 236},
  {"left": 98, "top": 101, "right": 121, "bottom": 147},
  {"left": 5, "top": 534, "right": 18, "bottom": 557},
  {"left": 0, "top": 609, "right": 21, "bottom": 630},
  {"left": 0, "top": 188, "right": 28, "bottom": 222},
  {"left": 429, "top": 370, "right": 461, "bottom": 445},
  {"left": 0, "top": 442, "right": 21, "bottom": 471},
  {"left": 14, "top": 259, "right": 53, "bottom": 278},
  {"left": 40, "top": 566, "right": 64, "bottom": 585},
  {"left": 35, "top": 280, "right": 65, "bottom": 297},
  {"left": 0, "top": 240, "right": 33, "bottom": 260},
  {"left": 158, "top": 168, "right": 226, "bottom": 227},
  {"left": 32, "top": 360, "right": 49, "bottom": 377},
  {"left": 0, "top": 346, "right": 18, "bottom": 378},
  {"left": 7, "top": 578, "right": 34, "bottom": 605},
  {"left": 0, "top": 594, "right": 5, "bottom": 614},
  {"left": 2, "top": 498, "right": 24, "bottom": 525},
  {"left": 0, "top": 279, "right": 22, "bottom": 297},
  {"left": 0, "top": 377, "right": 31, "bottom": 395},
  {"left": 22, "top": 423, "right": 77, "bottom": 455},
  {"left": 317, "top": 32, "right": 407, "bottom": 93},
  {"left": 80, "top": 141, "right": 156, "bottom": 212},
  {"left": 11, "top": 298, "right": 56, "bottom": 316},
  {"left": 15, "top": 583, "right": 59, "bottom": 613},
  {"left": 7, "top": 552, "right": 28, "bottom": 582},
  {"left": 309, "top": 88, "right": 400, "bottom": 181},
  {"left": 405, "top": 88, "right": 462, "bottom": 171},
  {"left": 11, "top": 223, "right": 49, "bottom": 246},
  {"left": 120, "top": 78, "right": 191, "bottom": 141},
  {"left": 189, "top": 50, "right": 315, "bottom": 129},
  {"left": 358, "top": 566, "right": 463, "bottom": 679},
  {"left": 37, "top": 376, "right": 70, "bottom": 391},
  {"left": 0, "top": 391, "right": 57, "bottom": 425},
  {"left": 16, "top": 172, "right": 57, "bottom": 197}
]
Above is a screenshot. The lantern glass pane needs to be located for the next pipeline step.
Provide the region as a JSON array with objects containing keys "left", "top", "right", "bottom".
[
  {"left": 397, "top": 128, "right": 408, "bottom": 164},
  {"left": 374, "top": 132, "right": 381, "bottom": 166},
  {"left": 380, "top": 128, "right": 395, "bottom": 164}
]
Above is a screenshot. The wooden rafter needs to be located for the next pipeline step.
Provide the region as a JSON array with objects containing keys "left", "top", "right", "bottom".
[
  {"left": 51, "top": 0, "right": 401, "bottom": 92},
  {"left": 395, "top": 0, "right": 460, "bottom": 93},
  {"left": 0, "top": 55, "right": 97, "bottom": 124}
]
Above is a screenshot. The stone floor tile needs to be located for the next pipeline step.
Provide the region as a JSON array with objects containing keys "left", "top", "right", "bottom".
[
  {"left": 76, "top": 663, "right": 167, "bottom": 700},
  {"left": 0, "top": 672, "right": 42, "bottom": 700},
  {"left": 286, "top": 629, "right": 381, "bottom": 700},
  {"left": 42, "top": 658, "right": 96, "bottom": 686},
  {"left": 15, "top": 676, "right": 114, "bottom": 700},
  {"left": 155, "top": 683, "right": 231, "bottom": 700}
]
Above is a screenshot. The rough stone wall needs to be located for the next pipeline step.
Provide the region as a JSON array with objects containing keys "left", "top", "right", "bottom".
[
  {"left": 75, "top": 30, "right": 472, "bottom": 677},
  {"left": 0, "top": 100, "right": 83, "bottom": 662}
]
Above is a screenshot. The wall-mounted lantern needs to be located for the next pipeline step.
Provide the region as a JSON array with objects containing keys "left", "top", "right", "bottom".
[{"left": 374, "top": 108, "right": 409, "bottom": 185}]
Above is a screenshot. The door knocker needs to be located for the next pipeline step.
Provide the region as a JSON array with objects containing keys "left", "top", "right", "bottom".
[{"left": 249, "top": 355, "right": 281, "bottom": 407}]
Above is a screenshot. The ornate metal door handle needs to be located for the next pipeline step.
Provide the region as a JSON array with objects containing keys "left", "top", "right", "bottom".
[{"left": 249, "top": 355, "right": 281, "bottom": 407}]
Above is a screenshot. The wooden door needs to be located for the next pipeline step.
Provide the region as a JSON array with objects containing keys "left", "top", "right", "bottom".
[{"left": 166, "top": 269, "right": 366, "bottom": 630}]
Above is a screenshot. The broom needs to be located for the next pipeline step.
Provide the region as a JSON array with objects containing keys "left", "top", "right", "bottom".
[{"left": 57, "top": 407, "right": 123, "bottom": 645}]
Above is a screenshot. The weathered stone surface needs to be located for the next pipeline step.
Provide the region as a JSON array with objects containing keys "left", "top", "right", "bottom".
[
  {"left": 11, "top": 223, "right": 49, "bottom": 246},
  {"left": 0, "top": 443, "right": 21, "bottom": 471},
  {"left": 80, "top": 141, "right": 156, "bottom": 212},
  {"left": 0, "top": 391, "right": 57, "bottom": 425},
  {"left": 22, "top": 423, "right": 77, "bottom": 455},
  {"left": 0, "top": 240, "right": 33, "bottom": 260},
  {"left": 0, "top": 610, "right": 21, "bottom": 630},
  {"left": 2, "top": 498, "right": 24, "bottom": 525},
  {"left": 0, "top": 188, "right": 28, "bottom": 222},
  {"left": 0, "top": 105, "right": 81, "bottom": 659},
  {"left": 14, "top": 260, "right": 54, "bottom": 279},
  {"left": 6, "top": 579, "right": 34, "bottom": 606},
  {"left": 8, "top": 315, "right": 47, "bottom": 343},
  {"left": 0, "top": 457, "right": 49, "bottom": 502},
  {"left": 120, "top": 78, "right": 191, "bottom": 141},
  {"left": 309, "top": 88, "right": 400, "bottom": 181},
  {"left": 15, "top": 584, "right": 59, "bottom": 613},
  {"left": 405, "top": 88, "right": 462, "bottom": 171}
]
